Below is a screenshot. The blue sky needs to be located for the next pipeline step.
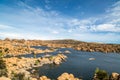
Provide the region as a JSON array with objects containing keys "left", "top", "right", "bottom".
[{"left": 0, "top": 0, "right": 120, "bottom": 43}]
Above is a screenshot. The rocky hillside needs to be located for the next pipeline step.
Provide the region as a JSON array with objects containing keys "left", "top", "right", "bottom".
[
  {"left": 0, "top": 38, "right": 120, "bottom": 54},
  {"left": 35, "top": 39, "right": 120, "bottom": 53}
]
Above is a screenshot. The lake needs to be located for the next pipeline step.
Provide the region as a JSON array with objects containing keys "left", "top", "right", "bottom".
[{"left": 22, "top": 46, "right": 120, "bottom": 80}]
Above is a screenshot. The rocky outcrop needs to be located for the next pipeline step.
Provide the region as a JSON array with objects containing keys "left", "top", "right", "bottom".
[
  {"left": 64, "top": 50, "right": 71, "bottom": 54},
  {"left": 31, "top": 72, "right": 82, "bottom": 80},
  {"left": 0, "top": 40, "right": 56, "bottom": 56},
  {"left": 39, "top": 76, "right": 50, "bottom": 80},
  {"left": 1, "top": 39, "right": 120, "bottom": 55},
  {"left": 110, "top": 72, "right": 120, "bottom": 80},
  {"left": 57, "top": 73, "right": 81, "bottom": 80},
  {"left": 74, "top": 44, "right": 120, "bottom": 53},
  {"left": 0, "top": 77, "right": 11, "bottom": 80},
  {"left": 52, "top": 54, "right": 67, "bottom": 65},
  {"left": 31, "top": 78, "right": 37, "bottom": 80},
  {"left": 40, "top": 39, "right": 120, "bottom": 53},
  {"left": 3, "top": 54, "right": 67, "bottom": 79}
]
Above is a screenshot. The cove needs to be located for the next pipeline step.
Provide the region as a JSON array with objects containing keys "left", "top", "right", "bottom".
[
  {"left": 34, "top": 48, "right": 120, "bottom": 80},
  {"left": 13, "top": 46, "right": 120, "bottom": 80}
]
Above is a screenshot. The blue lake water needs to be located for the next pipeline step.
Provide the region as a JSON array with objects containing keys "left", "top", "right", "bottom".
[
  {"left": 31, "top": 46, "right": 50, "bottom": 50},
  {"left": 37, "top": 48, "right": 120, "bottom": 80},
  {"left": 18, "top": 46, "right": 120, "bottom": 80}
]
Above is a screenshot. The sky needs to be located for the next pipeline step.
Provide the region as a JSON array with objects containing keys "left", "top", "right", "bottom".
[{"left": 0, "top": 0, "right": 120, "bottom": 44}]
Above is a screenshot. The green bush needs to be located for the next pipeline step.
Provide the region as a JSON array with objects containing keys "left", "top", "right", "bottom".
[
  {"left": 11, "top": 72, "right": 30, "bottom": 80},
  {"left": 34, "top": 60, "right": 40, "bottom": 65},
  {"left": 95, "top": 68, "right": 109, "bottom": 80},
  {"left": 0, "top": 52, "right": 3, "bottom": 58},
  {"left": 0, "top": 59, "right": 8, "bottom": 77}
]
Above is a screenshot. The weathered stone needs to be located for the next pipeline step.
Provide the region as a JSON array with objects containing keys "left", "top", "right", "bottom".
[
  {"left": 64, "top": 50, "right": 71, "bottom": 53},
  {"left": 57, "top": 73, "right": 81, "bottom": 80},
  {"left": 110, "top": 72, "right": 120, "bottom": 80},
  {"left": 0, "top": 77, "right": 11, "bottom": 80},
  {"left": 39, "top": 76, "right": 50, "bottom": 80},
  {"left": 53, "top": 54, "right": 67, "bottom": 65},
  {"left": 3, "top": 54, "right": 67, "bottom": 79},
  {"left": 31, "top": 78, "right": 37, "bottom": 80}
]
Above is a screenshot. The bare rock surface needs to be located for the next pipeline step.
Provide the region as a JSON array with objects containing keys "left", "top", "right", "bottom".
[
  {"left": 39, "top": 76, "right": 50, "bottom": 80},
  {"left": 2, "top": 54, "right": 67, "bottom": 79},
  {"left": 57, "top": 72, "right": 81, "bottom": 80},
  {"left": 0, "top": 77, "right": 11, "bottom": 80}
]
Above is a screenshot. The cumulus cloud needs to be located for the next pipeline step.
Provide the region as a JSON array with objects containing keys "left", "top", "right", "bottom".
[
  {"left": 92, "top": 24, "right": 120, "bottom": 32},
  {"left": 92, "top": 1, "right": 120, "bottom": 33},
  {"left": 0, "top": 31, "right": 52, "bottom": 40},
  {"left": 0, "top": 0, "right": 120, "bottom": 43},
  {"left": 68, "top": 1, "right": 120, "bottom": 33}
]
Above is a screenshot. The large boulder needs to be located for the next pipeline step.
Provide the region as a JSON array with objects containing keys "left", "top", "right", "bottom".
[
  {"left": 64, "top": 50, "right": 71, "bottom": 54},
  {"left": 57, "top": 73, "right": 81, "bottom": 80},
  {"left": 39, "top": 76, "right": 50, "bottom": 80},
  {"left": 31, "top": 78, "right": 37, "bottom": 80},
  {"left": 0, "top": 77, "right": 11, "bottom": 80},
  {"left": 53, "top": 54, "right": 67, "bottom": 65},
  {"left": 110, "top": 72, "right": 120, "bottom": 80}
]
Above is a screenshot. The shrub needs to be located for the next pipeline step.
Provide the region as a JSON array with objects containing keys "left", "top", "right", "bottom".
[
  {"left": 95, "top": 68, "right": 109, "bottom": 80},
  {"left": 34, "top": 60, "right": 40, "bottom": 65},
  {"left": 0, "top": 59, "right": 8, "bottom": 77},
  {"left": 11, "top": 72, "right": 30, "bottom": 80},
  {"left": 0, "top": 52, "right": 3, "bottom": 58}
]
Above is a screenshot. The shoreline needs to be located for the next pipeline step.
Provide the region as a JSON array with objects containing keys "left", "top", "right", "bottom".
[
  {"left": 1, "top": 54, "right": 67, "bottom": 80},
  {"left": 0, "top": 39, "right": 120, "bottom": 57},
  {"left": 0, "top": 39, "right": 120, "bottom": 80}
]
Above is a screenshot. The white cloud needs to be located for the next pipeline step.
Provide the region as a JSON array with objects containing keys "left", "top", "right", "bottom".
[
  {"left": 52, "top": 31, "right": 59, "bottom": 34},
  {"left": 67, "top": 1, "right": 120, "bottom": 33},
  {"left": 92, "top": 24, "right": 120, "bottom": 32},
  {"left": 69, "top": 19, "right": 92, "bottom": 27},
  {"left": 0, "top": 32, "right": 23, "bottom": 39},
  {"left": 0, "top": 32, "right": 51, "bottom": 40},
  {"left": 88, "top": 1, "right": 120, "bottom": 33},
  {"left": 0, "top": 24, "right": 15, "bottom": 29},
  {"left": 106, "top": 1, "right": 120, "bottom": 23},
  {"left": 0, "top": 1, "right": 120, "bottom": 43}
]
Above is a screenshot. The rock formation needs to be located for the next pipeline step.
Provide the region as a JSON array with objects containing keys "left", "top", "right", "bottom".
[
  {"left": 0, "top": 39, "right": 120, "bottom": 55},
  {"left": 110, "top": 72, "right": 120, "bottom": 80},
  {"left": 2, "top": 54, "right": 67, "bottom": 79},
  {"left": 0, "top": 77, "right": 11, "bottom": 80},
  {"left": 39, "top": 76, "right": 50, "bottom": 80},
  {"left": 57, "top": 72, "right": 81, "bottom": 80}
]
